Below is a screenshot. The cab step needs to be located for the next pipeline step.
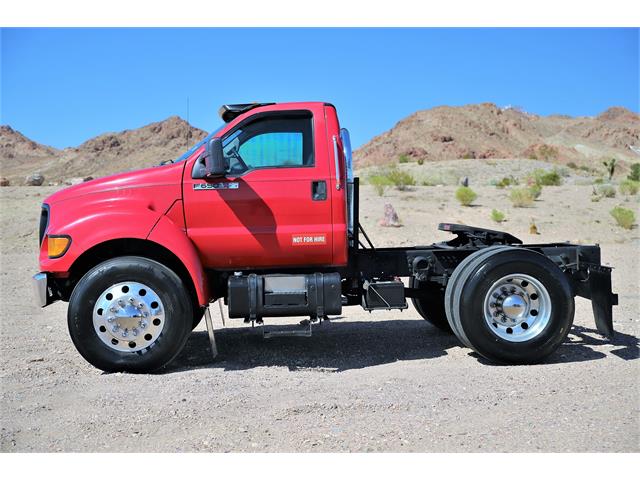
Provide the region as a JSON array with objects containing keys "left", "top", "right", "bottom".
[{"left": 262, "top": 321, "right": 313, "bottom": 338}]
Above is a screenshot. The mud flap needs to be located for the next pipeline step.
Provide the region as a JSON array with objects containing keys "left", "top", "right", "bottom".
[{"left": 573, "top": 265, "right": 618, "bottom": 339}]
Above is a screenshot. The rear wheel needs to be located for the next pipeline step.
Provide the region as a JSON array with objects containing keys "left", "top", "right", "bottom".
[
  {"left": 448, "top": 248, "right": 574, "bottom": 364},
  {"left": 68, "top": 256, "right": 194, "bottom": 373},
  {"left": 410, "top": 278, "right": 451, "bottom": 333}
]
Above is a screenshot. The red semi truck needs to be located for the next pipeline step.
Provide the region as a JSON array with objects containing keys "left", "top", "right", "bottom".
[{"left": 33, "top": 102, "right": 618, "bottom": 373}]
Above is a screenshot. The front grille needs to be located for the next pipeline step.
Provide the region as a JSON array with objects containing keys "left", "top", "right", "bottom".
[{"left": 39, "top": 204, "right": 49, "bottom": 246}]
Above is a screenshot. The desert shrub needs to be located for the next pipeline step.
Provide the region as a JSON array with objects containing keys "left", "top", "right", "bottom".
[
  {"left": 593, "top": 177, "right": 604, "bottom": 184},
  {"left": 603, "top": 158, "right": 617, "bottom": 180},
  {"left": 490, "top": 209, "right": 505, "bottom": 223},
  {"left": 509, "top": 187, "right": 535, "bottom": 207},
  {"left": 495, "top": 176, "right": 519, "bottom": 188},
  {"left": 610, "top": 206, "right": 635, "bottom": 230},
  {"left": 567, "top": 162, "right": 578, "bottom": 170},
  {"left": 417, "top": 158, "right": 424, "bottom": 166},
  {"left": 385, "top": 166, "right": 416, "bottom": 190},
  {"left": 368, "top": 174, "right": 392, "bottom": 196},
  {"left": 398, "top": 154, "right": 410, "bottom": 164},
  {"left": 455, "top": 186, "right": 477, "bottom": 206},
  {"left": 530, "top": 168, "right": 563, "bottom": 186},
  {"left": 597, "top": 184, "right": 616, "bottom": 198},
  {"left": 619, "top": 179, "right": 640, "bottom": 196},
  {"left": 529, "top": 184, "right": 542, "bottom": 200},
  {"left": 627, "top": 163, "right": 640, "bottom": 182}
]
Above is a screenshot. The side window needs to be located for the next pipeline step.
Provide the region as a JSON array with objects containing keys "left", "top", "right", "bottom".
[
  {"left": 239, "top": 132, "right": 303, "bottom": 168},
  {"left": 222, "top": 112, "right": 313, "bottom": 175}
]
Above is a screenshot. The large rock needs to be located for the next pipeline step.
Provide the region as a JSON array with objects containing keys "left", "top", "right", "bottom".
[
  {"left": 379, "top": 203, "right": 402, "bottom": 227},
  {"left": 25, "top": 173, "right": 44, "bottom": 186},
  {"left": 0, "top": 177, "right": 9, "bottom": 187},
  {"left": 64, "top": 177, "right": 85, "bottom": 185}
]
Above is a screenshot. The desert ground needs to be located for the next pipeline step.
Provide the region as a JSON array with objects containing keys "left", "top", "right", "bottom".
[{"left": 0, "top": 159, "right": 638, "bottom": 452}]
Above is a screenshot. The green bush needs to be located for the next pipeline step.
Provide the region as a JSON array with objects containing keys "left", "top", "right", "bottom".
[
  {"left": 619, "top": 179, "right": 640, "bottom": 196},
  {"left": 509, "top": 187, "right": 535, "bottom": 207},
  {"left": 386, "top": 166, "right": 416, "bottom": 190},
  {"left": 530, "top": 168, "right": 563, "bottom": 186},
  {"left": 398, "top": 154, "right": 410, "bottom": 164},
  {"left": 368, "top": 174, "right": 392, "bottom": 196},
  {"left": 494, "top": 176, "right": 519, "bottom": 188},
  {"left": 455, "top": 186, "right": 477, "bottom": 206},
  {"left": 567, "top": 162, "right": 578, "bottom": 170},
  {"left": 610, "top": 206, "right": 635, "bottom": 230},
  {"left": 490, "top": 209, "right": 506, "bottom": 223},
  {"left": 417, "top": 158, "right": 424, "bottom": 166},
  {"left": 597, "top": 184, "right": 616, "bottom": 198},
  {"left": 627, "top": 163, "right": 640, "bottom": 182},
  {"left": 529, "top": 184, "right": 542, "bottom": 200},
  {"left": 603, "top": 158, "right": 617, "bottom": 180}
]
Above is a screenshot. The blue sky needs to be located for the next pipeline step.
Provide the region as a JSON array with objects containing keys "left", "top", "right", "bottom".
[{"left": 1, "top": 28, "right": 638, "bottom": 150}]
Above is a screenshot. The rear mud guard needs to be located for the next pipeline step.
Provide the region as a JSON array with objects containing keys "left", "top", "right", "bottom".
[{"left": 572, "top": 265, "right": 618, "bottom": 339}]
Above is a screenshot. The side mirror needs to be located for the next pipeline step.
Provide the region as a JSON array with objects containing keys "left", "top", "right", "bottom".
[{"left": 204, "top": 138, "right": 225, "bottom": 179}]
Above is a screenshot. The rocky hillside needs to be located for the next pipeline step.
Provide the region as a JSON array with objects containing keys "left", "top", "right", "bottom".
[
  {"left": 354, "top": 103, "right": 640, "bottom": 168},
  {"left": 0, "top": 117, "right": 207, "bottom": 185},
  {"left": 2, "top": 104, "right": 639, "bottom": 185}
]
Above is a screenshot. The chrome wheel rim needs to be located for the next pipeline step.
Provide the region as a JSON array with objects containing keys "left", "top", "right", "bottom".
[
  {"left": 93, "top": 281, "right": 165, "bottom": 352},
  {"left": 483, "top": 273, "right": 551, "bottom": 342}
]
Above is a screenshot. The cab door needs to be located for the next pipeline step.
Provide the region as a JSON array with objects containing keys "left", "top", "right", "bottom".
[{"left": 184, "top": 108, "right": 334, "bottom": 269}]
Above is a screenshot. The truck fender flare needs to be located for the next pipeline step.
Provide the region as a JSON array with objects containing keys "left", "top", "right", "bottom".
[{"left": 146, "top": 215, "right": 209, "bottom": 306}]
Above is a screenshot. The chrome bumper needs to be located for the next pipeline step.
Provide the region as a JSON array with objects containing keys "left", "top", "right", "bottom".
[{"left": 33, "top": 272, "right": 48, "bottom": 308}]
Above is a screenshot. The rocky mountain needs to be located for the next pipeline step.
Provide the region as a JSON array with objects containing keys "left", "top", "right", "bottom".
[
  {"left": 354, "top": 103, "right": 640, "bottom": 167},
  {"left": 0, "top": 117, "right": 208, "bottom": 185},
  {"left": 2, "top": 104, "right": 639, "bottom": 185}
]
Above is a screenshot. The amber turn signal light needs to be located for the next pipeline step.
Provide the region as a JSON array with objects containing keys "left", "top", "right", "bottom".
[{"left": 47, "top": 235, "right": 72, "bottom": 258}]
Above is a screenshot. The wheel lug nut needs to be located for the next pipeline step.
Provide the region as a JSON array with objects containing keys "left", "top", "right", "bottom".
[
  {"left": 122, "top": 329, "right": 128, "bottom": 337},
  {"left": 139, "top": 321, "right": 147, "bottom": 329},
  {"left": 129, "top": 297, "right": 135, "bottom": 304},
  {"left": 107, "top": 316, "right": 115, "bottom": 323},
  {"left": 110, "top": 307, "right": 117, "bottom": 312},
  {"left": 132, "top": 328, "right": 138, "bottom": 336},
  {"left": 138, "top": 303, "right": 144, "bottom": 309},
  {"left": 492, "top": 292, "right": 500, "bottom": 299},
  {"left": 118, "top": 300, "right": 125, "bottom": 307},
  {"left": 143, "top": 312, "right": 149, "bottom": 317},
  {"left": 112, "top": 325, "right": 119, "bottom": 332}
]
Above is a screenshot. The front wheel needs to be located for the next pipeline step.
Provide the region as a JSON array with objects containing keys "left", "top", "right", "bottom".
[
  {"left": 68, "top": 256, "right": 194, "bottom": 373},
  {"left": 448, "top": 248, "right": 574, "bottom": 364}
]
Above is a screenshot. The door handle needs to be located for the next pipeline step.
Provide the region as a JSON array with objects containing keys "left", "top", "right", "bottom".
[{"left": 311, "top": 180, "right": 327, "bottom": 201}]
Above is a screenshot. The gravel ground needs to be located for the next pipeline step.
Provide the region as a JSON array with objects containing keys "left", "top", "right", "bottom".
[{"left": 1, "top": 175, "right": 638, "bottom": 452}]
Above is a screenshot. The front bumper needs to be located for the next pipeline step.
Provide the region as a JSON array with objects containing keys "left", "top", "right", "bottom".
[{"left": 32, "top": 272, "right": 60, "bottom": 308}]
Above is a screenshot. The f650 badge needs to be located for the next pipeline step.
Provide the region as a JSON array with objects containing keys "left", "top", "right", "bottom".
[{"left": 194, "top": 182, "right": 239, "bottom": 190}]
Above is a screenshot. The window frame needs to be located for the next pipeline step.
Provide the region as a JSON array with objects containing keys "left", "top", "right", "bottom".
[{"left": 191, "top": 109, "right": 316, "bottom": 179}]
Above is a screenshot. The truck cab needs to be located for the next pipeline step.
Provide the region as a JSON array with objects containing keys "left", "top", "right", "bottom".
[
  {"left": 183, "top": 102, "right": 349, "bottom": 269},
  {"left": 33, "top": 101, "right": 617, "bottom": 373}
]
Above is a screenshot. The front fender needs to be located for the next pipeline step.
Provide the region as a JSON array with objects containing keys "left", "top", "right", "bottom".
[{"left": 147, "top": 215, "right": 209, "bottom": 305}]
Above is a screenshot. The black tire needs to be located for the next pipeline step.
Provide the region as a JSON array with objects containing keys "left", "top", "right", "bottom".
[
  {"left": 410, "top": 278, "right": 452, "bottom": 333},
  {"left": 445, "top": 246, "right": 516, "bottom": 346},
  {"left": 68, "top": 256, "right": 194, "bottom": 373},
  {"left": 452, "top": 248, "right": 574, "bottom": 364}
]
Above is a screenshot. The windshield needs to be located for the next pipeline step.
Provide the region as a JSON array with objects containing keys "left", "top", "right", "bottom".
[{"left": 173, "top": 124, "right": 225, "bottom": 163}]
